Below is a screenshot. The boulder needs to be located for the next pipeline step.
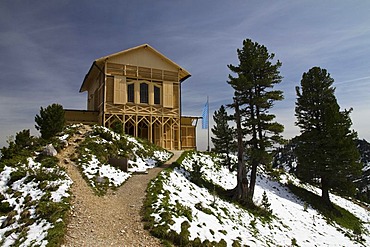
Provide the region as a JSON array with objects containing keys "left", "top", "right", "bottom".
[{"left": 43, "top": 144, "right": 57, "bottom": 156}]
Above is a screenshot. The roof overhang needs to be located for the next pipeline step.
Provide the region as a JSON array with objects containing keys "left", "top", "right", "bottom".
[
  {"left": 181, "top": 116, "right": 201, "bottom": 127},
  {"left": 79, "top": 61, "right": 105, "bottom": 92},
  {"left": 79, "top": 44, "right": 191, "bottom": 93}
]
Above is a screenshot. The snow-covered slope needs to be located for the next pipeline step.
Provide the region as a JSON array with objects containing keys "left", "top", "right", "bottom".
[
  {"left": 0, "top": 157, "right": 72, "bottom": 247},
  {"left": 0, "top": 124, "right": 172, "bottom": 246},
  {"left": 77, "top": 125, "right": 171, "bottom": 193},
  {"left": 147, "top": 151, "right": 370, "bottom": 246}
]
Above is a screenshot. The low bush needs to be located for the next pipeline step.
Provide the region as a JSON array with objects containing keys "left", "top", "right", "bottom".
[{"left": 0, "top": 201, "right": 13, "bottom": 215}]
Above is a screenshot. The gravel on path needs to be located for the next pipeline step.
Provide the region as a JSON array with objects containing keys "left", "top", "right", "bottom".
[{"left": 58, "top": 126, "right": 181, "bottom": 247}]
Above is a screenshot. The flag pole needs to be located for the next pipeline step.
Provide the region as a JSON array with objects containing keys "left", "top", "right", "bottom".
[
  {"left": 201, "top": 97, "right": 210, "bottom": 152},
  {"left": 207, "top": 95, "right": 210, "bottom": 152}
]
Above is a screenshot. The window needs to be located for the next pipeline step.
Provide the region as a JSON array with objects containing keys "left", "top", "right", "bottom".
[
  {"left": 154, "top": 86, "right": 161, "bottom": 105},
  {"left": 127, "top": 83, "right": 134, "bottom": 103},
  {"left": 140, "top": 82, "right": 149, "bottom": 103}
]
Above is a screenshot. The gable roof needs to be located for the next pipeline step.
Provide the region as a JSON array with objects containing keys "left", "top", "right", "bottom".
[{"left": 79, "top": 44, "right": 191, "bottom": 92}]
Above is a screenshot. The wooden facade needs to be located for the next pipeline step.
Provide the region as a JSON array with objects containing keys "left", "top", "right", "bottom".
[{"left": 71, "top": 44, "right": 197, "bottom": 150}]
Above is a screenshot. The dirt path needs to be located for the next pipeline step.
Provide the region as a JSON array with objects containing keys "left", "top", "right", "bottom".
[{"left": 58, "top": 126, "right": 182, "bottom": 247}]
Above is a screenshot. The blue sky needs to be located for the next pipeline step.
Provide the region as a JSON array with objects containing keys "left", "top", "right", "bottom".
[{"left": 1, "top": 1, "right": 370, "bottom": 150}]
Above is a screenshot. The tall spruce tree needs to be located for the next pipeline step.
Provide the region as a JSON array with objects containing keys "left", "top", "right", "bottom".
[
  {"left": 228, "top": 39, "right": 284, "bottom": 204},
  {"left": 295, "top": 67, "right": 361, "bottom": 208},
  {"left": 211, "top": 105, "right": 235, "bottom": 169}
]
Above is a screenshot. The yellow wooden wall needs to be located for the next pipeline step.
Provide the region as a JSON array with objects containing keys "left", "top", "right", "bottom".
[
  {"left": 81, "top": 55, "right": 194, "bottom": 150},
  {"left": 101, "top": 62, "right": 183, "bottom": 150}
]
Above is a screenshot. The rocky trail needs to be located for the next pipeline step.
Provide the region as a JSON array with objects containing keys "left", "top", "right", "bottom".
[{"left": 57, "top": 126, "right": 182, "bottom": 246}]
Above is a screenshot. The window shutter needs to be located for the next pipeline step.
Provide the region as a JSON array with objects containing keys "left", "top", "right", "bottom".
[
  {"left": 106, "top": 76, "right": 114, "bottom": 103},
  {"left": 173, "top": 84, "right": 179, "bottom": 108},
  {"left": 114, "top": 76, "right": 126, "bottom": 104},
  {"left": 163, "top": 81, "right": 173, "bottom": 108}
]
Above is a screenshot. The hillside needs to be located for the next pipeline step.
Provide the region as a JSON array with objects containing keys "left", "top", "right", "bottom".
[
  {"left": 1, "top": 125, "right": 369, "bottom": 246},
  {"left": 145, "top": 151, "right": 370, "bottom": 246},
  {"left": 0, "top": 124, "right": 171, "bottom": 246}
]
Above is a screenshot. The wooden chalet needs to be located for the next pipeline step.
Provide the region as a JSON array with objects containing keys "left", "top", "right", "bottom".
[{"left": 65, "top": 44, "right": 198, "bottom": 150}]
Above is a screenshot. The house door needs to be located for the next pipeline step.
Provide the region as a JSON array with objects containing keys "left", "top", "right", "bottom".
[
  {"left": 125, "top": 121, "right": 135, "bottom": 137},
  {"left": 152, "top": 123, "right": 160, "bottom": 146},
  {"left": 138, "top": 121, "right": 149, "bottom": 140}
]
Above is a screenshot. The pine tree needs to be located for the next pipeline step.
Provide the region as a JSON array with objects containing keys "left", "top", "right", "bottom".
[
  {"left": 211, "top": 105, "right": 235, "bottom": 169},
  {"left": 227, "top": 39, "right": 284, "bottom": 204},
  {"left": 35, "top": 103, "right": 65, "bottom": 140},
  {"left": 261, "top": 191, "right": 272, "bottom": 214},
  {"left": 295, "top": 67, "right": 361, "bottom": 208}
]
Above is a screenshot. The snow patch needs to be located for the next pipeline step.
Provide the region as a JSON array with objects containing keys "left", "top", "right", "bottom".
[
  {"left": 150, "top": 152, "right": 370, "bottom": 246},
  {"left": 0, "top": 158, "right": 72, "bottom": 246},
  {"left": 81, "top": 155, "right": 131, "bottom": 187}
]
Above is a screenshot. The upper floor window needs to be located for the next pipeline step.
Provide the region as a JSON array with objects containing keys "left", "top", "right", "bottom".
[
  {"left": 127, "top": 83, "right": 134, "bottom": 103},
  {"left": 140, "top": 82, "right": 149, "bottom": 104},
  {"left": 154, "top": 86, "right": 161, "bottom": 105}
]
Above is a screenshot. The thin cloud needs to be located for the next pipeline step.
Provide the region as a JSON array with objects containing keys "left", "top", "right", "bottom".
[{"left": 336, "top": 76, "right": 370, "bottom": 85}]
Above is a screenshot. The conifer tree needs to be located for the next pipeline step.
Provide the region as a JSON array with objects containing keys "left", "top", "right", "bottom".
[
  {"left": 261, "top": 191, "right": 272, "bottom": 214},
  {"left": 295, "top": 67, "right": 361, "bottom": 208},
  {"left": 228, "top": 39, "right": 284, "bottom": 204},
  {"left": 35, "top": 103, "right": 65, "bottom": 140},
  {"left": 211, "top": 105, "right": 235, "bottom": 169}
]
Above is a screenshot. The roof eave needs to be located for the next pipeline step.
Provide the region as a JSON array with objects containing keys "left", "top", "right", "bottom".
[
  {"left": 80, "top": 44, "right": 191, "bottom": 91},
  {"left": 180, "top": 74, "right": 191, "bottom": 83},
  {"left": 79, "top": 60, "right": 105, "bottom": 93},
  {"left": 79, "top": 62, "right": 96, "bottom": 93}
]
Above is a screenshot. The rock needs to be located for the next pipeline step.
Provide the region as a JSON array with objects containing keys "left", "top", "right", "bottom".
[
  {"left": 96, "top": 176, "right": 106, "bottom": 184},
  {"left": 42, "top": 144, "right": 57, "bottom": 156},
  {"left": 60, "top": 139, "right": 68, "bottom": 149}
]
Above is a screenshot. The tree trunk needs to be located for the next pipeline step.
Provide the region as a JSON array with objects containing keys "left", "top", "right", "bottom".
[
  {"left": 247, "top": 93, "right": 258, "bottom": 204},
  {"left": 226, "top": 151, "right": 231, "bottom": 171},
  {"left": 247, "top": 160, "right": 258, "bottom": 203},
  {"left": 233, "top": 101, "right": 248, "bottom": 203},
  {"left": 321, "top": 176, "right": 333, "bottom": 209}
]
